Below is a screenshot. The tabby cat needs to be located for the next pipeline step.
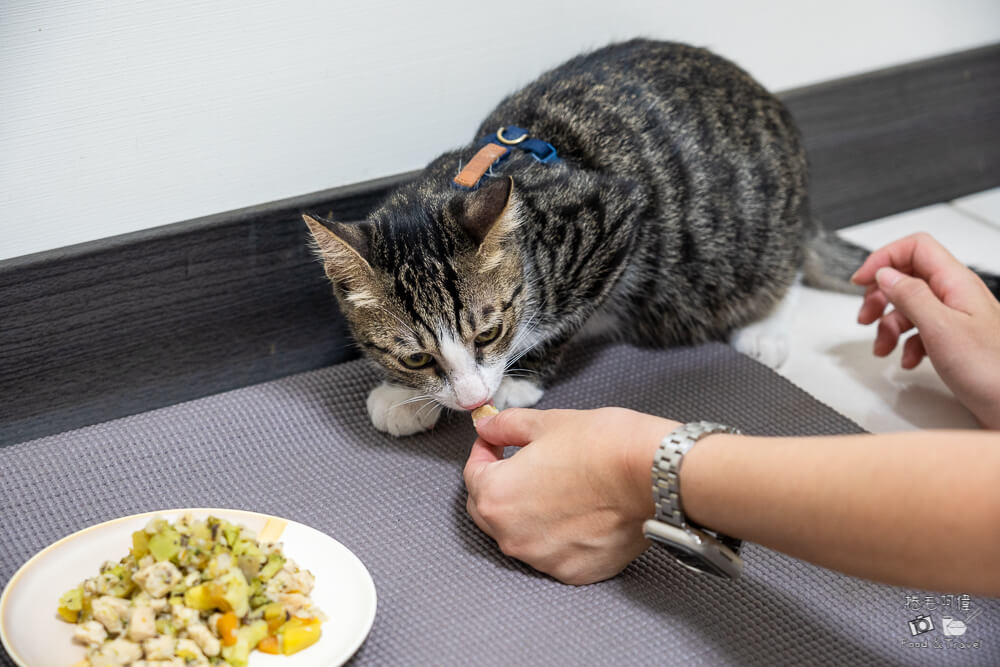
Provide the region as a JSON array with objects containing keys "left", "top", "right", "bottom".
[{"left": 305, "top": 39, "right": 870, "bottom": 436}]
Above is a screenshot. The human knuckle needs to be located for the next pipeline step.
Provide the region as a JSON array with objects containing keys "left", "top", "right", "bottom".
[
  {"left": 497, "top": 536, "right": 529, "bottom": 561},
  {"left": 550, "top": 561, "right": 588, "bottom": 586},
  {"left": 475, "top": 494, "right": 503, "bottom": 525}
]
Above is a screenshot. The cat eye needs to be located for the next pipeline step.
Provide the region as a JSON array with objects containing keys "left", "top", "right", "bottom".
[
  {"left": 400, "top": 352, "right": 434, "bottom": 370},
  {"left": 474, "top": 324, "right": 503, "bottom": 346}
]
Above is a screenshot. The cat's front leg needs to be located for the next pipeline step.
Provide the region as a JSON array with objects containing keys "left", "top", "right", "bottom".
[
  {"left": 366, "top": 382, "right": 441, "bottom": 436},
  {"left": 493, "top": 376, "right": 545, "bottom": 410},
  {"left": 493, "top": 334, "right": 573, "bottom": 410}
]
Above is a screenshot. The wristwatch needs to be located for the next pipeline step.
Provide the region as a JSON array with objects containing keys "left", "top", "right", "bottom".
[{"left": 643, "top": 421, "right": 744, "bottom": 579}]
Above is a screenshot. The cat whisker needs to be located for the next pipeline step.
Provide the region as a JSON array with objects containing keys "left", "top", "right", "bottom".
[
  {"left": 414, "top": 400, "right": 443, "bottom": 422},
  {"left": 510, "top": 309, "right": 545, "bottom": 358},
  {"left": 390, "top": 394, "right": 437, "bottom": 410},
  {"left": 507, "top": 316, "right": 538, "bottom": 360},
  {"left": 507, "top": 336, "right": 541, "bottom": 367}
]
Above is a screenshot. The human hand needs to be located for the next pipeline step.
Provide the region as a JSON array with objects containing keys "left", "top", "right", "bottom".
[
  {"left": 851, "top": 232, "right": 1000, "bottom": 428},
  {"left": 463, "top": 407, "right": 677, "bottom": 585}
]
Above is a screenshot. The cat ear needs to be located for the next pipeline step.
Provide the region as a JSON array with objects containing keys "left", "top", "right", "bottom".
[
  {"left": 459, "top": 177, "right": 520, "bottom": 271},
  {"left": 459, "top": 176, "right": 518, "bottom": 247},
  {"left": 303, "top": 215, "right": 378, "bottom": 305}
]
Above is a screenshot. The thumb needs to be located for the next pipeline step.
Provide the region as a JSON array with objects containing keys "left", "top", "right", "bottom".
[
  {"left": 473, "top": 407, "right": 543, "bottom": 449},
  {"left": 876, "top": 267, "right": 948, "bottom": 332}
]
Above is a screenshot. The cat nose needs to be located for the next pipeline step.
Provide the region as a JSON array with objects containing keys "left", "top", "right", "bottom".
[{"left": 459, "top": 398, "right": 490, "bottom": 411}]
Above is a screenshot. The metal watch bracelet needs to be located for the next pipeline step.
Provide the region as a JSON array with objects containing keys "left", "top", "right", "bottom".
[{"left": 651, "top": 421, "right": 743, "bottom": 551}]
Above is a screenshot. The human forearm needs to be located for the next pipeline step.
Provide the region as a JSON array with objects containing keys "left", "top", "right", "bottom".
[{"left": 679, "top": 430, "right": 1000, "bottom": 595}]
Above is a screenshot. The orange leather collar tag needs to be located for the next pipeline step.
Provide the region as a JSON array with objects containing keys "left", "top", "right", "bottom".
[{"left": 453, "top": 143, "right": 509, "bottom": 188}]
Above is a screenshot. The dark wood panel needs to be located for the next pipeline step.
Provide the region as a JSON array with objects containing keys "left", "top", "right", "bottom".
[
  {"left": 0, "top": 173, "right": 416, "bottom": 444},
  {"left": 784, "top": 43, "right": 1000, "bottom": 229},
  {"left": 2, "top": 44, "right": 998, "bottom": 445}
]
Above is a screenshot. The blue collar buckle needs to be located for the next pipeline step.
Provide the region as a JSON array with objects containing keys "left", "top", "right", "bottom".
[
  {"left": 485, "top": 126, "right": 560, "bottom": 164},
  {"left": 453, "top": 125, "right": 560, "bottom": 189}
]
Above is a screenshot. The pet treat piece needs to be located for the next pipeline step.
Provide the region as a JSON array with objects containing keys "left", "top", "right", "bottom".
[{"left": 471, "top": 404, "right": 500, "bottom": 422}]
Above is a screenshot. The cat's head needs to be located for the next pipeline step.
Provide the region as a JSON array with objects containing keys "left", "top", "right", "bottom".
[{"left": 305, "top": 177, "right": 531, "bottom": 411}]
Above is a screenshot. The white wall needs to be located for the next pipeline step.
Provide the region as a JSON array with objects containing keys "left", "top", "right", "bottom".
[{"left": 2, "top": 0, "right": 998, "bottom": 261}]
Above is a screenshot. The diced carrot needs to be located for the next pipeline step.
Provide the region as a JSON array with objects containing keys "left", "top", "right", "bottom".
[
  {"left": 218, "top": 611, "right": 240, "bottom": 646},
  {"left": 257, "top": 635, "right": 280, "bottom": 654}
]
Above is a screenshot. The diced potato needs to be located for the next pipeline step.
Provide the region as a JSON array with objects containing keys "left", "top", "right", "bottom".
[
  {"left": 57, "top": 587, "right": 84, "bottom": 623},
  {"left": 131, "top": 530, "right": 150, "bottom": 559},
  {"left": 216, "top": 568, "right": 250, "bottom": 618},
  {"left": 183, "top": 584, "right": 215, "bottom": 612},
  {"left": 280, "top": 617, "right": 322, "bottom": 655},
  {"left": 262, "top": 603, "right": 287, "bottom": 632},
  {"left": 258, "top": 554, "right": 284, "bottom": 581},
  {"left": 57, "top": 607, "right": 79, "bottom": 623},
  {"left": 221, "top": 522, "right": 240, "bottom": 548},
  {"left": 148, "top": 527, "right": 181, "bottom": 562}
]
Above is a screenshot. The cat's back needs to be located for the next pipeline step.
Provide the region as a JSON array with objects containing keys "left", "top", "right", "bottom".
[
  {"left": 521, "top": 39, "right": 764, "bottom": 99},
  {"left": 476, "top": 39, "right": 812, "bottom": 346},
  {"left": 478, "top": 39, "right": 798, "bottom": 170}
]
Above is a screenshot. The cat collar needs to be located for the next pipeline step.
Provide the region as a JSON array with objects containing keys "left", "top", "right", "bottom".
[{"left": 453, "top": 126, "right": 560, "bottom": 189}]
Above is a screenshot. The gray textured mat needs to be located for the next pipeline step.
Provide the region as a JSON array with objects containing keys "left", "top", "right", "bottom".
[{"left": 2, "top": 342, "right": 997, "bottom": 666}]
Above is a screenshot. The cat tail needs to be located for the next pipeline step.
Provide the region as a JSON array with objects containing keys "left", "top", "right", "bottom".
[
  {"left": 804, "top": 228, "right": 1000, "bottom": 300},
  {"left": 801, "top": 227, "right": 870, "bottom": 294}
]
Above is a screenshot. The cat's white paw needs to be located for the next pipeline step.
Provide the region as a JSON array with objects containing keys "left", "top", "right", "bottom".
[
  {"left": 730, "top": 279, "right": 799, "bottom": 369},
  {"left": 494, "top": 377, "right": 544, "bottom": 410},
  {"left": 366, "top": 382, "right": 441, "bottom": 436},
  {"left": 729, "top": 326, "right": 790, "bottom": 369}
]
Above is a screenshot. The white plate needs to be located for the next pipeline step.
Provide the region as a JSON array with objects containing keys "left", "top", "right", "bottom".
[{"left": 0, "top": 508, "right": 377, "bottom": 667}]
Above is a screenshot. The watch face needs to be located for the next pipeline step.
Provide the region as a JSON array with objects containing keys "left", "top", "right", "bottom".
[
  {"left": 664, "top": 544, "right": 736, "bottom": 578},
  {"left": 643, "top": 520, "right": 743, "bottom": 579}
]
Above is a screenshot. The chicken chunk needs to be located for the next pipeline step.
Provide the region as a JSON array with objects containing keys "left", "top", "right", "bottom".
[
  {"left": 279, "top": 592, "right": 313, "bottom": 616},
  {"left": 132, "top": 560, "right": 183, "bottom": 598},
  {"left": 87, "top": 638, "right": 142, "bottom": 667},
  {"left": 175, "top": 637, "right": 206, "bottom": 661},
  {"left": 169, "top": 603, "right": 199, "bottom": 629},
  {"left": 141, "top": 634, "right": 175, "bottom": 659},
  {"left": 127, "top": 605, "right": 156, "bottom": 641},
  {"left": 132, "top": 659, "right": 185, "bottom": 667},
  {"left": 288, "top": 568, "right": 315, "bottom": 595},
  {"left": 92, "top": 596, "right": 130, "bottom": 634},
  {"left": 185, "top": 622, "right": 221, "bottom": 657},
  {"left": 72, "top": 620, "right": 108, "bottom": 647}
]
